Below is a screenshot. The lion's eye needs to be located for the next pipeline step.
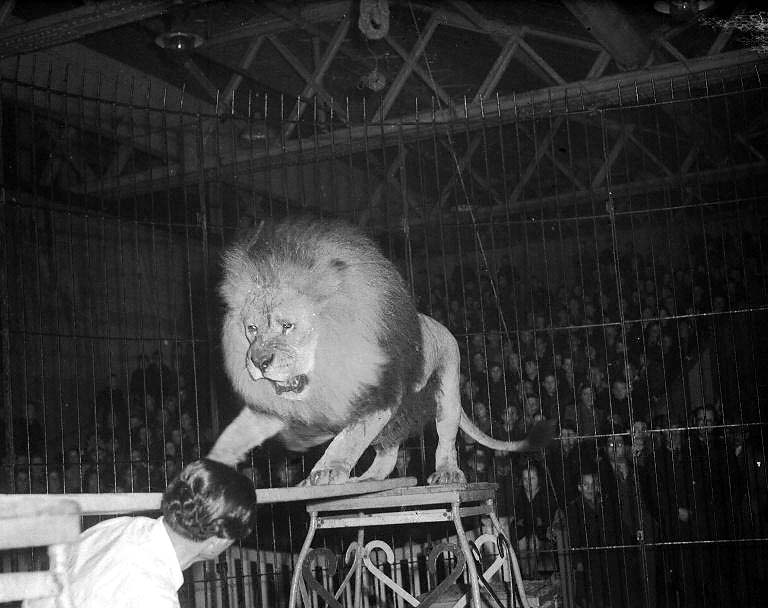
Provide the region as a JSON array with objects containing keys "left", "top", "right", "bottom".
[
  {"left": 245, "top": 324, "right": 258, "bottom": 337},
  {"left": 281, "top": 321, "right": 294, "bottom": 333}
]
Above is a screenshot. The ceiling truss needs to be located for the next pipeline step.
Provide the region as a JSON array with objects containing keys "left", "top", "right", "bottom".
[{"left": 0, "top": 1, "right": 765, "bottom": 226}]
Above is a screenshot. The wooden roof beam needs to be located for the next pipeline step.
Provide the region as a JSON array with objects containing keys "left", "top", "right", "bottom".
[
  {"left": 84, "top": 49, "right": 767, "bottom": 196},
  {"left": 373, "top": 14, "right": 439, "bottom": 123},
  {"left": 205, "top": 0, "right": 352, "bottom": 48},
  {"left": 279, "top": 17, "right": 350, "bottom": 138},
  {"left": 384, "top": 33, "right": 451, "bottom": 108},
  {"left": 450, "top": 3, "right": 565, "bottom": 87}
]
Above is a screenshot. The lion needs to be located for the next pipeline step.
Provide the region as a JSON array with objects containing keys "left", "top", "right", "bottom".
[{"left": 207, "top": 218, "right": 551, "bottom": 485}]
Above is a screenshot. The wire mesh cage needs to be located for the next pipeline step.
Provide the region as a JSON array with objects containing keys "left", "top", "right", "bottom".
[{"left": 1, "top": 56, "right": 768, "bottom": 607}]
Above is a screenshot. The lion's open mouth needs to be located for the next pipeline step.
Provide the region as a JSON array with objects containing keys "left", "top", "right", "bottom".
[{"left": 270, "top": 374, "right": 308, "bottom": 395}]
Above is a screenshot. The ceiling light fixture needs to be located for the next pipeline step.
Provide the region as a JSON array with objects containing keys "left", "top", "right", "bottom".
[
  {"left": 154, "top": 30, "right": 204, "bottom": 52},
  {"left": 653, "top": 1, "right": 716, "bottom": 18}
]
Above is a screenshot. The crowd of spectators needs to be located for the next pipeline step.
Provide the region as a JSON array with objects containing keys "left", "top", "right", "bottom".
[
  {"left": 395, "top": 235, "right": 768, "bottom": 607},
  {"left": 0, "top": 350, "right": 212, "bottom": 495}
]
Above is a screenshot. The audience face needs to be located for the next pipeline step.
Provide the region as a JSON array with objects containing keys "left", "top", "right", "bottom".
[
  {"left": 524, "top": 396, "right": 541, "bottom": 419},
  {"left": 66, "top": 449, "right": 81, "bottom": 466},
  {"left": 562, "top": 357, "right": 574, "bottom": 375},
  {"left": 542, "top": 374, "right": 557, "bottom": 395},
  {"left": 471, "top": 352, "right": 485, "bottom": 374},
  {"left": 470, "top": 334, "right": 485, "bottom": 352},
  {"left": 180, "top": 411, "right": 194, "bottom": 431},
  {"left": 47, "top": 470, "right": 63, "bottom": 493},
  {"left": 521, "top": 465, "right": 540, "bottom": 494},
  {"left": 579, "top": 386, "right": 595, "bottom": 408},
  {"left": 165, "top": 441, "right": 178, "bottom": 458},
  {"left": 535, "top": 336, "right": 548, "bottom": 358},
  {"left": 473, "top": 401, "right": 489, "bottom": 423},
  {"left": 695, "top": 407, "right": 716, "bottom": 442},
  {"left": 501, "top": 405, "right": 521, "bottom": 428},
  {"left": 588, "top": 366, "right": 604, "bottom": 388},
  {"left": 611, "top": 380, "right": 628, "bottom": 400},
  {"left": 489, "top": 364, "right": 503, "bottom": 383},
  {"left": 578, "top": 472, "right": 600, "bottom": 505},
  {"left": 560, "top": 428, "right": 578, "bottom": 453},
  {"left": 524, "top": 359, "right": 537, "bottom": 378}
]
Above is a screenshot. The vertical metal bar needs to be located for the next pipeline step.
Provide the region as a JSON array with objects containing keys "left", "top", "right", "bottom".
[
  {"left": 0, "top": 191, "right": 12, "bottom": 478},
  {"left": 196, "top": 109, "right": 219, "bottom": 440}
]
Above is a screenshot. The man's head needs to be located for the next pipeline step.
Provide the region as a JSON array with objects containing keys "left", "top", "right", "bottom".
[
  {"left": 560, "top": 422, "right": 578, "bottom": 454},
  {"left": 577, "top": 469, "right": 600, "bottom": 505},
  {"left": 579, "top": 385, "right": 595, "bottom": 407},
  {"left": 520, "top": 460, "right": 541, "bottom": 494},
  {"left": 162, "top": 458, "right": 257, "bottom": 545},
  {"left": 541, "top": 373, "right": 557, "bottom": 396},
  {"left": 611, "top": 379, "right": 628, "bottom": 401},
  {"left": 693, "top": 406, "right": 717, "bottom": 442}
]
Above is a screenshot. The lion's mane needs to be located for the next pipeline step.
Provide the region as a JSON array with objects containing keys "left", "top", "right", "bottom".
[{"left": 219, "top": 218, "right": 426, "bottom": 450}]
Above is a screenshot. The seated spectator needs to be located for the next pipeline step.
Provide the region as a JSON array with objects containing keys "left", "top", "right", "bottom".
[
  {"left": 505, "top": 350, "right": 524, "bottom": 388},
  {"left": 586, "top": 364, "right": 610, "bottom": 410},
  {"left": 562, "top": 384, "right": 607, "bottom": 439},
  {"left": 485, "top": 361, "right": 510, "bottom": 420},
  {"left": 556, "top": 356, "right": 576, "bottom": 404},
  {"left": 566, "top": 463, "right": 636, "bottom": 608},
  {"left": 470, "top": 400, "right": 492, "bottom": 434},
  {"left": 534, "top": 335, "right": 555, "bottom": 375},
  {"left": 511, "top": 459, "right": 555, "bottom": 576},
  {"left": 607, "top": 377, "right": 631, "bottom": 429},
  {"left": 523, "top": 394, "right": 543, "bottom": 430},
  {"left": 539, "top": 372, "right": 573, "bottom": 421},
  {"left": 470, "top": 351, "right": 487, "bottom": 384},
  {"left": 47, "top": 469, "right": 63, "bottom": 493},
  {"left": 522, "top": 357, "right": 539, "bottom": 386},
  {"left": 545, "top": 421, "right": 581, "bottom": 509},
  {"left": 603, "top": 432, "right": 655, "bottom": 606},
  {"left": 498, "top": 404, "right": 526, "bottom": 442}
]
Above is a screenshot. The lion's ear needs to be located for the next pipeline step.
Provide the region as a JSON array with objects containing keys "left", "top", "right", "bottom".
[
  {"left": 301, "top": 257, "right": 347, "bottom": 304},
  {"left": 220, "top": 248, "right": 260, "bottom": 305}
]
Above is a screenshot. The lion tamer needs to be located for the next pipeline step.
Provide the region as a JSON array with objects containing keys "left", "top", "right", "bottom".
[{"left": 208, "top": 218, "right": 550, "bottom": 485}]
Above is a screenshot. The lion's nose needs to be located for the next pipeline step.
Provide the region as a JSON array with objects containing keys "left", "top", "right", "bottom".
[{"left": 258, "top": 354, "right": 274, "bottom": 373}]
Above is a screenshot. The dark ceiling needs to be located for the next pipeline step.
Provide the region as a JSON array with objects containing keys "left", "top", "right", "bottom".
[
  {"left": 3, "top": 0, "right": 764, "bottom": 116},
  {"left": 0, "top": 1, "right": 766, "bottom": 234}
]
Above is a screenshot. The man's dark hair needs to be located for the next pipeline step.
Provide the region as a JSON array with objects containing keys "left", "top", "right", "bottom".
[{"left": 162, "top": 458, "right": 257, "bottom": 542}]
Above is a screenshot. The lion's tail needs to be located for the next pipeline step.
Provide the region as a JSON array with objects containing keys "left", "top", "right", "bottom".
[{"left": 459, "top": 411, "right": 555, "bottom": 452}]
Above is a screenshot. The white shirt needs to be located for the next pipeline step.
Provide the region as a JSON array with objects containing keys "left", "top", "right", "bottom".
[{"left": 24, "top": 516, "right": 184, "bottom": 608}]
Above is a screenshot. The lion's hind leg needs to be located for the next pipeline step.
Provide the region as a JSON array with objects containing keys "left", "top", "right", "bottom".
[{"left": 419, "top": 314, "right": 466, "bottom": 486}]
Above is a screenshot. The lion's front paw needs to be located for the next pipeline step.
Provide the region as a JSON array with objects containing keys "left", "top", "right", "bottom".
[
  {"left": 301, "top": 467, "right": 351, "bottom": 486},
  {"left": 427, "top": 467, "right": 467, "bottom": 485}
]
